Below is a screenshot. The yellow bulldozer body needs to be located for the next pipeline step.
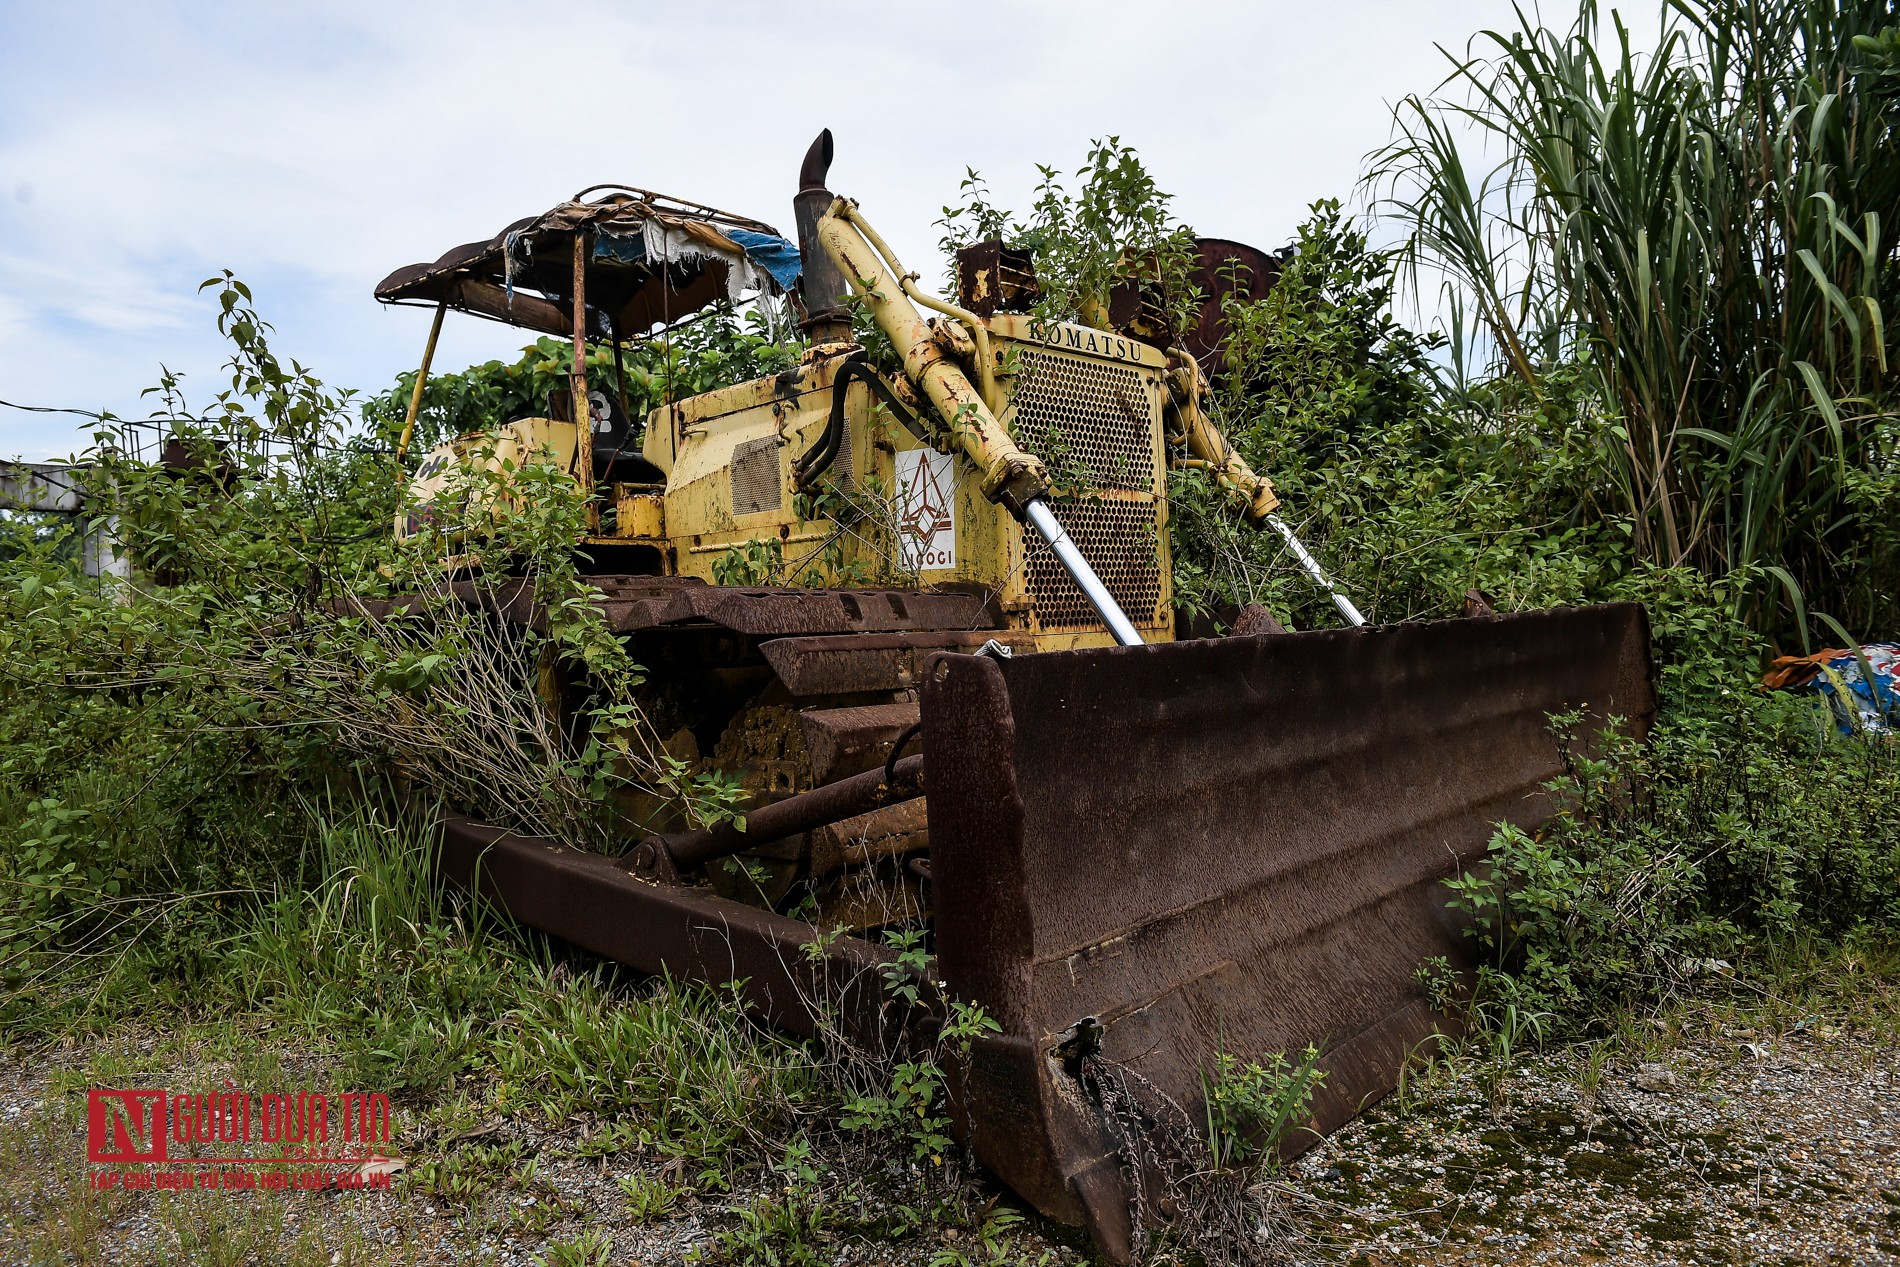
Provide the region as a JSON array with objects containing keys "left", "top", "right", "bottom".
[
  {"left": 403, "top": 316, "right": 1177, "bottom": 653},
  {"left": 400, "top": 416, "right": 579, "bottom": 541}
]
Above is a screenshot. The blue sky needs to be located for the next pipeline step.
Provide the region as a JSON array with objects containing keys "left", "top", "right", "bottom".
[{"left": 0, "top": 0, "right": 1599, "bottom": 461}]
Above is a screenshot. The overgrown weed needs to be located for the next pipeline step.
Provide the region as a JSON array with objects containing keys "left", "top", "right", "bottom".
[{"left": 1438, "top": 697, "right": 1900, "bottom": 1038}]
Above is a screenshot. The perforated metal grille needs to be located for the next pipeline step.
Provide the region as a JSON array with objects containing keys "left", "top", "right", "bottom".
[
  {"left": 730, "top": 435, "right": 782, "bottom": 515},
  {"left": 1011, "top": 352, "right": 1157, "bottom": 491},
  {"left": 1008, "top": 350, "right": 1164, "bottom": 630},
  {"left": 832, "top": 406, "right": 856, "bottom": 491},
  {"left": 1025, "top": 497, "right": 1163, "bottom": 630}
]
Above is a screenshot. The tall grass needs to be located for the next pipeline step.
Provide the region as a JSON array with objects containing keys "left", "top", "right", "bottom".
[
  {"left": 225, "top": 801, "right": 821, "bottom": 1160},
  {"left": 1371, "top": 0, "right": 1900, "bottom": 638}
]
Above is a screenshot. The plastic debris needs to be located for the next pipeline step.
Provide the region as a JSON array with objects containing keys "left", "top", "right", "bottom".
[{"left": 1762, "top": 643, "right": 1900, "bottom": 735}]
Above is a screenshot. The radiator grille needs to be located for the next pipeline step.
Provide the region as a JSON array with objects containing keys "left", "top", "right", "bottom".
[
  {"left": 1011, "top": 353, "right": 1157, "bottom": 491},
  {"left": 730, "top": 435, "right": 782, "bottom": 515},
  {"left": 1025, "top": 497, "right": 1163, "bottom": 630},
  {"left": 1010, "top": 351, "right": 1164, "bottom": 631}
]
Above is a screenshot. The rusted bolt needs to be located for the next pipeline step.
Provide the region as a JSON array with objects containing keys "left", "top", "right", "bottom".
[{"left": 624, "top": 838, "right": 679, "bottom": 884}]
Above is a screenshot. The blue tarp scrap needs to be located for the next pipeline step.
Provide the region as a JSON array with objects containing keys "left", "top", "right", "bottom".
[
  {"left": 1763, "top": 643, "right": 1900, "bottom": 735},
  {"left": 592, "top": 230, "right": 646, "bottom": 265},
  {"left": 724, "top": 229, "right": 803, "bottom": 292}
]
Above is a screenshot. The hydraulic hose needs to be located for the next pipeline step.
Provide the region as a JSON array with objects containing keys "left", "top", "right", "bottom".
[{"left": 792, "top": 353, "right": 929, "bottom": 489}]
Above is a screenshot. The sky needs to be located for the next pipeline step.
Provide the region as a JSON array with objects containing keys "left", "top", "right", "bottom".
[{"left": 0, "top": 0, "right": 1605, "bottom": 462}]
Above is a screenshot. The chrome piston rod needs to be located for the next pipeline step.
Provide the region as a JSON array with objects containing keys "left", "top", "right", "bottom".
[
  {"left": 1267, "top": 513, "right": 1366, "bottom": 627},
  {"left": 1024, "top": 497, "right": 1145, "bottom": 647}
]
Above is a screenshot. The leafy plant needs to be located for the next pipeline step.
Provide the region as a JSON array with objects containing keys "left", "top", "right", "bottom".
[
  {"left": 361, "top": 306, "right": 799, "bottom": 457},
  {"left": 927, "top": 1206, "right": 1055, "bottom": 1267},
  {"left": 618, "top": 1171, "right": 689, "bottom": 1223},
  {"left": 937, "top": 138, "right": 1201, "bottom": 340},
  {"left": 1371, "top": 0, "right": 1900, "bottom": 641},
  {"left": 1444, "top": 696, "right": 1900, "bottom": 1032},
  {"left": 534, "top": 1229, "right": 614, "bottom": 1267},
  {"left": 1200, "top": 1044, "right": 1328, "bottom": 1170},
  {"left": 712, "top": 538, "right": 783, "bottom": 587},
  {"left": 705, "top": 1138, "right": 837, "bottom": 1267},
  {"left": 839, "top": 933, "right": 999, "bottom": 1168}
]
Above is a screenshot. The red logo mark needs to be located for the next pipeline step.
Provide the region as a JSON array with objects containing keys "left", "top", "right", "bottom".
[{"left": 88, "top": 1090, "right": 168, "bottom": 1163}]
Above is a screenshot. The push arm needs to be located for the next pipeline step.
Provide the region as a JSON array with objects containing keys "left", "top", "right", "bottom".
[
  {"left": 1164, "top": 353, "right": 1280, "bottom": 523},
  {"left": 1165, "top": 355, "right": 1365, "bottom": 625},
  {"left": 814, "top": 198, "right": 1145, "bottom": 645},
  {"left": 814, "top": 199, "right": 1050, "bottom": 517}
]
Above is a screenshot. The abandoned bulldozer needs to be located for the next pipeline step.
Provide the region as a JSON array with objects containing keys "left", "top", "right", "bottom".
[{"left": 374, "top": 132, "right": 1655, "bottom": 1260}]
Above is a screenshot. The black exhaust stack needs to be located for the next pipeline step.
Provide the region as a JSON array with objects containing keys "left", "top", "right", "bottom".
[{"left": 793, "top": 129, "right": 853, "bottom": 345}]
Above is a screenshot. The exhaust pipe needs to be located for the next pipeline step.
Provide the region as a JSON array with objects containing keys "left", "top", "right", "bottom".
[{"left": 793, "top": 130, "right": 854, "bottom": 344}]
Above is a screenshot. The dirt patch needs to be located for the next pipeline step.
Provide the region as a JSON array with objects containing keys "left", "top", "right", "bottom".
[{"left": 0, "top": 1024, "right": 1082, "bottom": 1266}]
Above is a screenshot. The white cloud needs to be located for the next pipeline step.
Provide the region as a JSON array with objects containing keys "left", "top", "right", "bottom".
[{"left": 0, "top": 0, "right": 1608, "bottom": 460}]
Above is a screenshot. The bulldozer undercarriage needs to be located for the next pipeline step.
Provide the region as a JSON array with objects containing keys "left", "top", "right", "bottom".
[
  {"left": 523, "top": 573, "right": 1017, "bottom": 934},
  {"left": 430, "top": 573, "right": 1655, "bottom": 1264}
]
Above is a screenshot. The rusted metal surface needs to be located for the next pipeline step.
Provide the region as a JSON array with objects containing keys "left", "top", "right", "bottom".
[
  {"left": 1230, "top": 602, "right": 1288, "bottom": 637},
  {"left": 628, "top": 755, "right": 924, "bottom": 881},
  {"left": 438, "top": 816, "right": 894, "bottom": 1040},
  {"left": 810, "top": 798, "right": 930, "bottom": 878},
  {"left": 431, "top": 603, "right": 1652, "bottom": 1266},
  {"left": 375, "top": 188, "right": 789, "bottom": 337},
  {"left": 800, "top": 702, "right": 920, "bottom": 783},
  {"left": 759, "top": 630, "right": 1030, "bottom": 695},
  {"left": 593, "top": 578, "right": 989, "bottom": 637},
  {"left": 436, "top": 277, "right": 572, "bottom": 337},
  {"left": 920, "top": 603, "right": 1655, "bottom": 1261},
  {"left": 793, "top": 130, "right": 853, "bottom": 344},
  {"left": 955, "top": 240, "right": 1041, "bottom": 318},
  {"left": 443, "top": 575, "right": 993, "bottom": 640},
  {"left": 1181, "top": 238, "right": 1284, "bottom": 375}
]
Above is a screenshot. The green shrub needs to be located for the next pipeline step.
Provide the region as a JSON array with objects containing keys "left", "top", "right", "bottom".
[
  {"left": 360, "top": 309, "right": 798, "bottom": 457},
  {"left": 1373, "top": 0, "right": 1900, "bottom": 642},
  {"left": 1201, "top": 1044, "right": 1328, "bottom": 1170},
  {"left": 1445, "top": 696, "right": 1900, "bottom": 1028}
]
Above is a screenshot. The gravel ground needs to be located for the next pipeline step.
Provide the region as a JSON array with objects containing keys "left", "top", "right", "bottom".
[
  {"left": 0, "top": 1021, "right": 1894, "bottom": 1264},
  {"left": 1288, "top": 1025, "right": 1900, "bottom": 1266}
]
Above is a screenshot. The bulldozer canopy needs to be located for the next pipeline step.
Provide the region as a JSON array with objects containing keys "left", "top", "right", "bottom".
[{"left": 374, "top": 187, "right": 801, "bottom": 339}]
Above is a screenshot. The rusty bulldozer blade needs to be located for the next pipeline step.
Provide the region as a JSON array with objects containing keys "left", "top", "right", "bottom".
[
  {"left": 437, "top": 602, "right": 1653, "bottom": 1264},
  {"left": 920, "top": 601, "right": 1653, "bottom": 1258}
]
